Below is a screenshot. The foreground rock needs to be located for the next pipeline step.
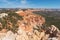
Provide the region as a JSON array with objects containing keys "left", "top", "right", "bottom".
[
  {"left": 2, "top": 31, "right": 17, "bottom": 40},
  {"left": 0, "top": 25, "right": 60, "bottom": 40}
]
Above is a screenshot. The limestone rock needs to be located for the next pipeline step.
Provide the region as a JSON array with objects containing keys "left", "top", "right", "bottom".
[
  {"left": 0, "top": 33, "right": 6, "bottom": 40},
  {"left": 2, "top": 31, "right": 16, "bottom": 40},
  {"left": 16, "top": 28, "right": 29, "bottom": 40},
  {"left": 48, "top": 37, "right": 58, "bottom": 40}
]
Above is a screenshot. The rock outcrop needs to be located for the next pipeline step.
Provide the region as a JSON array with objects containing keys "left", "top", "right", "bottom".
[
  {"left": 0, "top": 10, "right": 60, "bottom": 40},
  {"left": 16, "top": 10, "right": 45, "bottom": 33}
]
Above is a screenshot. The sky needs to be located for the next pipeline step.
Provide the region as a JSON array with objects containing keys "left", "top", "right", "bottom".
[{"left": 0, "top": 0, "right": 60, "bottom": 8}]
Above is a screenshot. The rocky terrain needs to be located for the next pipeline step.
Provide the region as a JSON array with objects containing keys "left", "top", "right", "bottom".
[{"left": 0, "top": 9, "right": 60, "bottom": 40}]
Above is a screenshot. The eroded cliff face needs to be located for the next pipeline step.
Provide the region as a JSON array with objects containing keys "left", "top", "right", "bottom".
[
  {"left": 0, "top": 10, "right": 60, "bottom": 40},
  {"left": 16, "top": 10, "right": 45, "bottom": 33}
]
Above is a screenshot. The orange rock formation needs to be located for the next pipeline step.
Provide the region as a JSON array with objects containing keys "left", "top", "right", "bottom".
[{"left": 16, "top": 10, "right": 45, "bottom": 33}]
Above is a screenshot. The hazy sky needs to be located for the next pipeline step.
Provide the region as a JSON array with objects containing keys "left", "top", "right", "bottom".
[{"left": 0, "top": 0, "right": 60, "bottom": 8}]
